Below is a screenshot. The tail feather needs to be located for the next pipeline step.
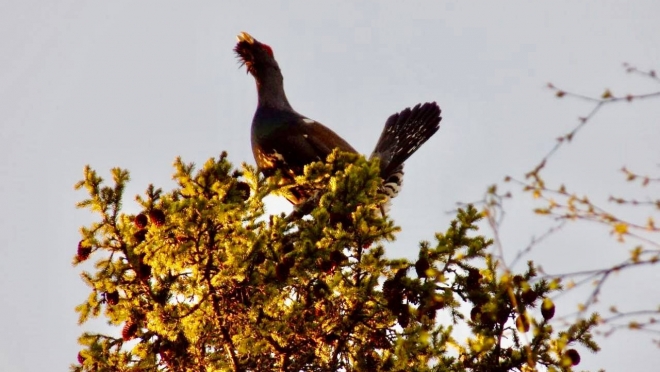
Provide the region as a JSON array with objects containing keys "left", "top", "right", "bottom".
[
  {"left": 378, "top": 163, "right": 404, "bottom": 214},
  {"left": 370, "top": 102, "right": 442, "bottom": 208}
]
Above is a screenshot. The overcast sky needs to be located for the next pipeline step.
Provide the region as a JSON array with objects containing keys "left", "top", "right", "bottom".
[{"left": 1, "top": 1, "right": 659, "bottom": 371}]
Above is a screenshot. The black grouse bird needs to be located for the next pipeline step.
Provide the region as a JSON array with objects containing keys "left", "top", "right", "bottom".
[{"left": 235, "top": 31, "right": 441, "bottom": 211}]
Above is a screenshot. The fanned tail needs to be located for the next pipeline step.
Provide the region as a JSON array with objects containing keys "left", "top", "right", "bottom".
[{"left": 370, "top": 102, "right": 442, "bottom": 211}]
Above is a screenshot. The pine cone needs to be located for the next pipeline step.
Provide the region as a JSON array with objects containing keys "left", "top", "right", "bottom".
[
  {"left": 252, "top": 251, "right": 266, "bottom": 265},
  {"left": 383, "top": 276, "right": 405, "bottom": 314},
  {"left": 521, "top": 288, "right": 538, "bottom": 304},
  {"left": 105, "top": 291, "right": 119, "bottom": 306},
  {"left": 235, "top": 181, "right": 251, "bottom": 201},
  {"left": 317, "top": 258, "right": 335, "bottom": 274},
  {"left": 541, "top": 298, "right": 556, "bottom": 320},
  {"left": 134, "top": 213, "right": 148, "bottom": 229},
  {"left": 465, "top": 269, "right": 482, "bottom": 290},
  {"left": 564, "top": 349, "right": 580, "bottom": 366},
  {"left": 415, "top": 257, "right": 430, "bottom": 278},
  {"left": 369, "top": 329, "right": 391, "bottom": 350},
  {"left": 134, "top": 254, "right": 151, "bottom": 280},
  {"left": 138, "top": 262, "right": 151, "bottom": 280},
  {"left": 122, "top": 319, "right": 138, "bottom": 341},
  {"left": 470, "top": 306, "right": 481, "bottom": 322},
  {"left": 515, "top": 315, "right": 530, "bottom": 332},
  {"left": 329, "top": 250, "right": 347, "bottom": 266},
  {"left": 312, "top": 280, "right": 330, "bottom": 298},
  {"left": 397, "top": 306, "right": 410, "bottom": 328},
  {"left": 77, "top": 240, "right": 92, "bottom": 261},
  {"left": 275, "top": 262, "right": 291, "bottom": 282},
  {"left": 133, "top": 229, "right": 147, "bottom": 244},
  {"left": 323, "top": 333, "right": 340, "bottom": 343},
  {"left": 148, "top": 209, "right": 166, "bottom": 226},
  {"left": 281, "top": 242, "right": 294, "bottom": 254}
]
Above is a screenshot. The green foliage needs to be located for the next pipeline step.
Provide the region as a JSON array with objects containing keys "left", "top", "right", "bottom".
[{"left": 73, "top": 150, "right": 598, "bottom": 372}]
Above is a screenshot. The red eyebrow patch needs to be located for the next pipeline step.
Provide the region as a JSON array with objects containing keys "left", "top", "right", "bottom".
[{"left": 261, "top": 44, "right": 273, "bottom": 56}]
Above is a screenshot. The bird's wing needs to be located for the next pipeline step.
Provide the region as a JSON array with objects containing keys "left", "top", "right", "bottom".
[
  {"left": 297, "top": 117, "right": 358, "bottom": 158},
  {"left": 253, "top": 117, "right": 359, "bottom": 205},
  {"left": 254, "top": 117, "right": 357, "bottom": 177}
]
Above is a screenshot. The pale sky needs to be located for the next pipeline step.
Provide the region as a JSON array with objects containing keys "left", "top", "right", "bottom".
[{"left": 1, "top": 1, "right": 659, "bottom": 371}]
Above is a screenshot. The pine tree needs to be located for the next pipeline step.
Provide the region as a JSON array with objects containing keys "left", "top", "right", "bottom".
[{"left": 73, "top": 151, "right": 598, "bottom": 372}]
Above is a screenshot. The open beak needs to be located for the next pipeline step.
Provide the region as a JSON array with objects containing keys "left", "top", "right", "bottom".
[{"left": 236, "top": 31, "right": 255, "bottom": 44}]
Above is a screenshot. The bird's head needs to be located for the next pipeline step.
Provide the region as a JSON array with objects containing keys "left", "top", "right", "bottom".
[{"left": 234, "top": 32, "right": 279, "bottom": 78}]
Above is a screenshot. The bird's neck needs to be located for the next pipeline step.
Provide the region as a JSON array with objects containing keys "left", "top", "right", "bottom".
[{"left": 255, "top": 68, "right": 293, "bottom": 111}]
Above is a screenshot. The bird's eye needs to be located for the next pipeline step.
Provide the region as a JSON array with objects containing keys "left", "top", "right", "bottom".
[{"left": 261, "top": 44, "right": 273, "bottom": 57}]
